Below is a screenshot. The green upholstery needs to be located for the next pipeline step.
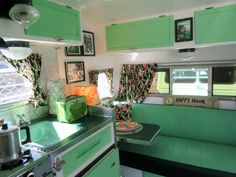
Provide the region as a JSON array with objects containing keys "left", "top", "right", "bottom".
[
  {"left": 131, "top": 104, "right": 236, "bottom": 146},
  {"left": 119, "top": 135, "right": 236, "bottom": 174},
  {"left": 120, "top": 103, "right": 236, "bottom": 175}
]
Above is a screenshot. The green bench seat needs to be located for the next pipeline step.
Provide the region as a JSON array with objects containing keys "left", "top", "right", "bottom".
[
  {"left": 119, "top": 103, "right": 236, "bottom": 176},
  {"left": 119, "top": 135, "right": 236, "bottom": 174}
]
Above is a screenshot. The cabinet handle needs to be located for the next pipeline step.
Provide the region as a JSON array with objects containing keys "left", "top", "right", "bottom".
[
  {"left": 111, "top": 162, "right": 116, "bottom": 168},
  {"left": 76, "top": 140, "right": 102, "bottom": 159},
  {"left": 55, "top": 36, "right": 64, "bottom": 41},
  {"left": 205, "top": 7, "right": 213, "bottom": 10},
  {"left": 53, "top": 157, "right": 65, "bottom": 172}
]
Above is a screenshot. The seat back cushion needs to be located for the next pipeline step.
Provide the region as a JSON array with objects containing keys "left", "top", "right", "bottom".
[{"left": 131, "top": 104, "right": 236, "bottom": 146}]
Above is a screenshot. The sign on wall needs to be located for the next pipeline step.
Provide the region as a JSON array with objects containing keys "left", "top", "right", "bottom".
[{"left": 165, "top": 96, "right": 218, "bottom": 108}]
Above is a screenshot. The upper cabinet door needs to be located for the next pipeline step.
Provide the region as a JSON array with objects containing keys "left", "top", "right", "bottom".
[
  {"left": 106, "top": 16, "right": 174, "bottom": 51},
  {"left": 26, "top": 0, "right": 81, "bottom": 42},
  {"left": 195, "top": 4, "right": 236, "bottom": 44}
]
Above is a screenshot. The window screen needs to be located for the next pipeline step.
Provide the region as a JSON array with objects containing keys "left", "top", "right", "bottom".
[
  {"left": 172, "top": 67, "right": 208, "bottom": 96},
  {"left": 0, "top": 60, "right": 32, "bottom": 105}
]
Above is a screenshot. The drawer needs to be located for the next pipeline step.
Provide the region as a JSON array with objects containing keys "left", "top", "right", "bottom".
[
  {"left": 83, "top": 148, "right": 120, "bottom": 177},
  {"left": 53, "top": 123, "right": 115, "bottom": 177}
]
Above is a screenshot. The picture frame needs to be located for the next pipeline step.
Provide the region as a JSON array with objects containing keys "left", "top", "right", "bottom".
[
  {"left": 82, "top": 31, "right": 95, "bottom": 56},
  {"left": 65, "top": 46, "right": 82, "bottom": 56},
  {"left": 65, "top": 61, "right": 85, "bottom": 84},
  {"left": 175, "top": 17, "right": 193, "bottom": 42}
]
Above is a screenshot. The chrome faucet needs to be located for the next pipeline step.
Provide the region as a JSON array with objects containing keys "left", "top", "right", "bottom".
[{"left": 17, "top": 114, "right": 30, "bottom": 126}]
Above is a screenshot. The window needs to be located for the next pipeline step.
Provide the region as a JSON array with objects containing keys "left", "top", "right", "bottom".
[
  {"left": 149, "top": 68, "right": 170, "bottom": 94},
  {"left": 213, "top": 66, "right": 236, "bottom": 96},
  {"left": 149, "top": 64, "right": 236, "bottom": 98},
  {"left": 172, "top": 67, "right": 208, "bottom": 96},
  {"left": 97, "top": 72, "right": 113, "bottom": 99},
  {"left": 0, "top": 60, "right": 32, "bottom": 105}
]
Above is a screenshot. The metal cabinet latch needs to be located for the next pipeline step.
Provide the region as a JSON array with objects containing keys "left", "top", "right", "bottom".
[
  {"left": 55, "top": 36, "right": 64, "bottom": 41},
  {"left": 53, "top": 157, "right": 66, "bottom": 172}
]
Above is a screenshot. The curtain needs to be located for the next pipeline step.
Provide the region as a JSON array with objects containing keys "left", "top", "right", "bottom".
[
  {"left": 115, "top": 63, "right": 157, "bottom": 120},
  {"left": 88, "top": 68, "right": 113, "bottom": 92},
  {"left": 5, "top": 54, "right": 48, "bottom": 107}
]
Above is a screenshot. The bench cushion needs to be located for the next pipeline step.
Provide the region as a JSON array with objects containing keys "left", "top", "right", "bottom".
[
  {"left": 119, "top": 135, "right": 236, "bottom": 174},
  {"left": 131, "top": 104, "right": 236, "bottom": 146}
]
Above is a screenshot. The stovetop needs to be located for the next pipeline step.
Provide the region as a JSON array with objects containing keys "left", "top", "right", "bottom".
[
  {"left": 0, "top": 149, "right": 33, "bottom": 171},
  {"left": 0, "top": 145, "right": 49, "bottom": 177}
]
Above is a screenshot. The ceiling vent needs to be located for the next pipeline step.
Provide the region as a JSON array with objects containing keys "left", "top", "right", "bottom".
[{"left": 178, "top": 48, "right": 196, "bottom": 61}]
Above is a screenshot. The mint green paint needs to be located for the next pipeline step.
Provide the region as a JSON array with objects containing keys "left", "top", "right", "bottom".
[
  {"left": 84, "top": 149, "right": 120, "bottom": 177},
  {"left": 21, "top": 121, "right": 84, "bottom": 147},
  {"left": 195, "top": 4, "right": 236, "bottom": 44},
  {"left": 131, "top": 104, "right": 236, "bottom": 146},
  {"left": 26, "top": 0, "right": 81, "bottom": 41},
  {"left": 61, "top": 126, "right": 112, "bottom": 177},
  {"left": 106, "top": 16, "right": 174, "bottom": 51}
]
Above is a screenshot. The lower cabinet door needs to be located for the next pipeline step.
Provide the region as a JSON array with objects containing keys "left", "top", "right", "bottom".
[{"left": 83, "top": 148, "right": 120, "bottom": 177}]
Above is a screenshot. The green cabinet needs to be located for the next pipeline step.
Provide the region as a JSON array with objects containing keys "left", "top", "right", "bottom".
[
  {"left": 26, "top": 0, "right": 81, "bottom": 41},
  {"left": 106, "top": 16, "right": 174, "bottom": 51},
  {"left": 195, "top": 4, "right": 236, "bottom": 44},
  {"left": 53, "top": 123, "right": 115, "bottom": 177},
  {"left": 83, "top": 148, "right": 120, "bottom": 177}
]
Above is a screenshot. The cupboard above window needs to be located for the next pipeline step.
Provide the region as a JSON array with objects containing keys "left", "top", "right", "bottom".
[
  {"left": 105, "top": 3, "right": 236, "bottom": 52},
  {"left": 25, "top": 0, "right": 82, "bottom": 44},
  {"left": 105, "top": 16, "right": 174, "bottom": 51},
  {"left": 194, "top": 4, "right": 236, "bottom": 45}
]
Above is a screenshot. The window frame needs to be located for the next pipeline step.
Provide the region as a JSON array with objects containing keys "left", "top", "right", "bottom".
[
  {"left": 149, "top": 67, "right": 170, "bottom": 96},
  {"left": 148, "top": 62, "right": 236, "bottom": 101},
  {"left": 212, "top": 66, "right": 236, "bottom": 97}
]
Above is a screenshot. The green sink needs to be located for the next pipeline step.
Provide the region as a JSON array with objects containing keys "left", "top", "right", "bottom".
[{"left": 21, "top": 121, "right": 84, "bottom": 148}]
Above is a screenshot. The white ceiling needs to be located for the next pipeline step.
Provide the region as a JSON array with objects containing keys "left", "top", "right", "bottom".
[{"left": 52, "top": 0, "right": 235, "bottom": 25}]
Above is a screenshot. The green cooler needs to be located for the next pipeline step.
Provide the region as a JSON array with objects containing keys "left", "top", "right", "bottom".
[{"left": 56, "top": 96, "right": 88, "bottom": 123}]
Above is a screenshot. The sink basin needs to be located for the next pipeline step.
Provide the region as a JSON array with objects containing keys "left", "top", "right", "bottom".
[{"left": 21, "top": 121, "right": 85, "bottom": 149}]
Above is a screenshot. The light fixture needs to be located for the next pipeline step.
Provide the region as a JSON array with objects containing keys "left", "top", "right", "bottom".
[
  {"left": 0, "top": 40, "right": 32, "bottom": 60},
  {"left": 178, "top": 48, "right": 196, "bottom": 61},
  {"left": 9, "top": 0, "right": 40, "bottom": 29},
  {"left": 0, "top": 37, "right": 8, "bottom": 50}
]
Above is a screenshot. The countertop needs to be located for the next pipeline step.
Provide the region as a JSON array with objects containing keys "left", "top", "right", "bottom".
[
  {"left": 29, "top": 115, "right": 113, "bottom": 154},
  {"left": 0, "top": 114, "right": 113, "bottom": 177}
]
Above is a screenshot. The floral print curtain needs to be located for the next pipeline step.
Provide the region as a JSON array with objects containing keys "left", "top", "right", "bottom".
[
  {"left": 88, "top": 68, "right": 113, "bottom": 91},
  {"left": 115, "top": 63, "right": 157, "bottom": 120},
  {"left": 5, "top": 54, "right": 48, "bottom": 107}
]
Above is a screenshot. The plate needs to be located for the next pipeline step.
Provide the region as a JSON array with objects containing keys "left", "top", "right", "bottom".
[{"left": 115, "top": 121, "right": 141, "bottom": 132}]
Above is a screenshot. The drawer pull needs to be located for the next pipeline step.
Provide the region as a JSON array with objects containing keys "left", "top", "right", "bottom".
[
  {"left": 76, "top": 140, "right": 102, "bottom": 159},
  {"left": 53, "top": 157, "right": 65, "bottom": 172},
  {"left": 111, "top": 162, "right": 116, "bottom": 168}
]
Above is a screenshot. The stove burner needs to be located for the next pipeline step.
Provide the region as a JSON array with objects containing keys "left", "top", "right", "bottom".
[{"left": 0, "top": 149, "right": 32, "bottom": 170}]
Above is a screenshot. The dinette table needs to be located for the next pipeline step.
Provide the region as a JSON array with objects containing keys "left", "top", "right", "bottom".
[{"left": 116, "top": 123, "right": 161, "bottom": 145}]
